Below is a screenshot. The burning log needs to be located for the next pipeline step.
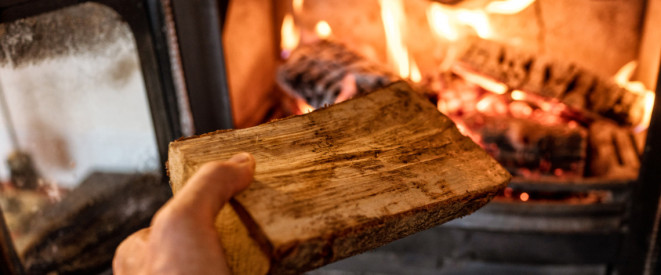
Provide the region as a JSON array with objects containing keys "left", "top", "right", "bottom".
[
  {"left": 167, "top": 82, "right": 510, "bottom": 274},
  {"left": 468, "top": 115, "right": 587, "bottom": 178},
  {"left": 277, "top": 41, "right": 397, "bottom": 109},
  {"left": 459, "top": 39, "right": 647, "bottom": 127}
]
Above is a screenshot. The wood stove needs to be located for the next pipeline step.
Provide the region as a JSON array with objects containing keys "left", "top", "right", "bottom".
[
  {"left": 0, "top": 0, "right": 196, "bottom": 273},
  {"left": 0, "top": 0, "right": 660, "bottom": 274},
  {"left": 224, "top": 1, "right": 661, "bottom": 273}
]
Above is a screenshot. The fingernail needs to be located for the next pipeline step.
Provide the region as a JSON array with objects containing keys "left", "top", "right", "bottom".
[{"left": 228, "top": 152, "right": 252, "bottom": 164}]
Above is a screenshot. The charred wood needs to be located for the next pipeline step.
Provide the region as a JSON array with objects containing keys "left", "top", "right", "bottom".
[
  {"left": 467, "top": 115, "right": 587, "bottom": 178},
  {"left": 459, "top": 40, "right": 646, "bottom": 126},
  {"left": 277, "top": 41, "right": 397, "bottom": 109}
]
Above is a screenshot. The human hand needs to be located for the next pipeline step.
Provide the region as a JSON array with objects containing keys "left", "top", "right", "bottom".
[{"left": 113, "top": 152, "right": 255, "bottom": 275}]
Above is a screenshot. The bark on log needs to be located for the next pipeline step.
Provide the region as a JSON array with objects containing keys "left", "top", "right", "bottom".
[
  {"left": 167, "top": 82, "right": 511, "bottom": 274},
  {"left": 459, "top": 39, "right": 646, "bottom": 126}
]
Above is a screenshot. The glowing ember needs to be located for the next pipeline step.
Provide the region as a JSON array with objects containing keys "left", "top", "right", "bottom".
[
  {"left": 452, "top": 64, "right": 507, "bottom": 94},
  {"left": 485, "top": 0, "right": 536, "bottom": 15},
  {"left": 511, "top": 90, "right": 526, "bottom": 101},
  {"left": 519, "top": 192, "right": 530, "bottom": 201},
  {"left": 315, "top": 21, "right": 332, "bottom": 39},
  {"left": 335, "top": 74, "right": 358, "bottom": 104},
  {"left": 476, "top": 94, "right": 508, "bottom": 115},
  {"left": 613, "top": 61, "right": 656, "bottom": 131},
  {"left": 509, "top": 101, "right": 533, "bottom": 118},
  {"left": 504, "top": 187, "right": 513, "bottom": 197},
  {"left": 281, "top": 13, "right": 300, "bottom": 58},
  {"left": 427, "top": 3, "right": 458, "bottom": 41},
  {"left": 435, "top": 65, "right": 590, "bottom": 179}
]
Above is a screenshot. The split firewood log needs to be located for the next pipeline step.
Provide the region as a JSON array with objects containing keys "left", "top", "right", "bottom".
[{"left": 167, "top": 82, "right": 510, "bottom": 274}]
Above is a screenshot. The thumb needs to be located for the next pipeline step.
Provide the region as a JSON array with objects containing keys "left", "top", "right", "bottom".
[{"left": 168, "top": 152, "right": 255, "bottom": 225}]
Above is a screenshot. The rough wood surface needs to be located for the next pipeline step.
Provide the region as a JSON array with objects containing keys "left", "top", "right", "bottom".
[{"left": 167, "top": 82, "right": 510, "bottom": 274}]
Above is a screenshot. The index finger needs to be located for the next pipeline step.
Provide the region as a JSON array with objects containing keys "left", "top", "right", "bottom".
[{"left": 161, "top": 153, "right": 256, "bottom": 226}]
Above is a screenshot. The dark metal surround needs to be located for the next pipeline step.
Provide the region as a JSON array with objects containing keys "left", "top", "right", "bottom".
[
  {"left": 0, "top": 207, "right": 22, "bottom": 275},
  {"left": 0, "top": 0, "right": 236, "bottom": 273},
  {"left": 0, "top": 0, "right": 188, "bottom": 273},
  {"left": 170, "top": 0, "right": 234, "bottom": 134},
  {"left": 617, "top": 55, "right": 661, "bottom": 275}
]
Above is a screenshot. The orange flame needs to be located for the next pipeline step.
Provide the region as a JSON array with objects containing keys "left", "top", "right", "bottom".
[
  {"left": 427, "top": 2, "right": 500, "bottom": 41},
  {"left": 614, "top": 61, "right": 637, "bottom": 85},
  {"left": 613, "top": 61, "right": 655, "bottom": 131},
  {"left": 281, "top": 13, "right": 300, "bottom": 58},
  {"left": 379, "top": 0, "right": 424, "bottom": 82},
  {"left": 315, "top": 20, "right": 332, "bottom": 39},
  {"left": 379, "top": 0, "right": 410, "bottom": 78},
  {"left": 486, "top": 0, "right": 536, "bottom": 14},
  {"left": 427, "top": 3, "right": 458, "bottom": 41},
  {"left": 293, "top": 0, "right": 304, "bottom": 14},
  {"left": 456, "top": 10, "right": 492, "bottom": 39},
  {"left": 296, "top": 98, "right": 314, "bottom": 115},
  {"left": 410, "top": 59, "right": 422, "bottom": 83}
]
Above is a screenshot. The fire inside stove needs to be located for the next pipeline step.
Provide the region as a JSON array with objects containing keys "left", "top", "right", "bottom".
[
  {"left": 277, "top": 0, "right": 654, "bottom": 183},
  {"left": 0, "top": 1, "right": 657, "bottom": 273},
  {"left": 264, "top": 0, "right": 657, "bottom": 203}
]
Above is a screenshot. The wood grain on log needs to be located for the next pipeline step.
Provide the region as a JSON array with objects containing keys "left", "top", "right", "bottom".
[{"left": 167, "top": 82, "right": 511, "bottom": 274}]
